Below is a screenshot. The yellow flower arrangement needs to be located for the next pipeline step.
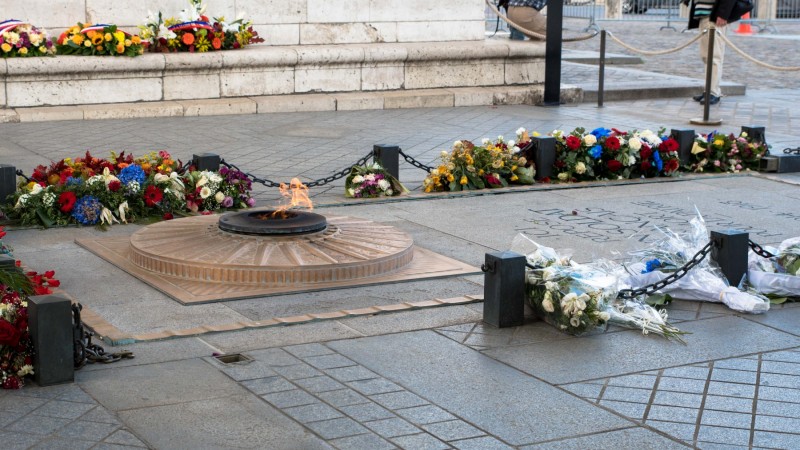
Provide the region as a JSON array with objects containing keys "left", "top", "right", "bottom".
[{"left": 56, "top": 23, "right": 144, "bottom": 57}]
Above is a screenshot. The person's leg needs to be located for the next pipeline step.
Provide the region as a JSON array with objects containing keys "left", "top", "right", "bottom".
[
  {"left": 508, "top": 6, "right": 547, "bottom": 39},
  {"left": 510, "top": 26, "right": 526, "bottom": 40}
]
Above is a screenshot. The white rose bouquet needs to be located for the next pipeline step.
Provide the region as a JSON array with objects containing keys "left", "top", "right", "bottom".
[
  {"left": 345, "top": 163, "right": 408, "bottom": 199},
  {"left": 512, "top": 234, "right": 687, "bottom": 341}
]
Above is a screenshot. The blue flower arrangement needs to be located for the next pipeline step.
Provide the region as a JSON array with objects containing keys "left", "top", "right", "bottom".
[
  {"left": 118, "top": 164, "right": 146, "bottom": 186},
  {"left": 71, "top": 196, "right": 103, "bottom": 225}
]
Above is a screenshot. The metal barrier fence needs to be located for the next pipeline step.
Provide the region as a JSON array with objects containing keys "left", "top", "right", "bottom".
[{"left": 485, "top": 0, "right": 800, "bottom": 35}]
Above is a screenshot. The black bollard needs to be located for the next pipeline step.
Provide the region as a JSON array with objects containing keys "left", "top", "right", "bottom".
[
  {"left": 0, "top": 164, "right": 17, "bottom": 204},
  {"left": 531, "top": 136, "right": 556, "bottom": 181},
  {"left": 192, "top": 153, "right": 221, "bottom": 172},
  {"left": 0, "top": 254, "right": 15, "bottom": 268},
  {"left": 373, "top": 145, "right": 400, "bottom": 180},
  {"left": 710, "top": 230, "right": 749, "bottom": 287},
  {"left": 483, "top": 251, "right": 526, "bottom": 328},
  {"left": 741, "top": 126, "right": 766, "bottom": 144},
  {"left": 670, "top": 129, "right": 696, "bottom": 166},
  {"left": 29, "top": 295, "right": 75, "bottom": 386}
]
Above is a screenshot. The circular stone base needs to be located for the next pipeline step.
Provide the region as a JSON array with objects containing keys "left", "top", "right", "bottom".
[{"left": 128, "top": 214, "right": 414, "bottom": 286}]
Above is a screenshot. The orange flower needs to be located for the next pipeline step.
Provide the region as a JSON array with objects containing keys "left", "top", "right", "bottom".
[
  {"left": 91, "top": 34, "right": 104, "bottom": 45},
  {"left": 212, "top": 37, "right": 221, "bottom": 50},
  {"left": 131, "top": 35, "right": 141, "bottom": 45},
  {"left": 182, "top": 32, "right": 195, "bottom": 46},
  {"left": 96, "top": 45, "right": 103, "bottom": 51},
  {"left": 116, "top": 43, "right": 125, "bottom": 53}
]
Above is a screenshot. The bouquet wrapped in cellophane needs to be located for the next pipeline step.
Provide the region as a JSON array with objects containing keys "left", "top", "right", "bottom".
[
  {"left": 512, "top": 234, "right": 687, "bottom": 341},
  {"left": 622, "top": 212, "right": 769, "bottom": 314},
  {"left": 747, "top": 237, "right": 800, "bottom": 299}
]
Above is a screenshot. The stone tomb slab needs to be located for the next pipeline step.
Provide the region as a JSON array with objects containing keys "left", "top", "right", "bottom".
[{"left": 76, "top": 214, "right": 478, "bottom": 304}]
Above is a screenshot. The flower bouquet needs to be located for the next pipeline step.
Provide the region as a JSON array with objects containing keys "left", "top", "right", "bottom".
[
  {"left": 139, "top": 0, "right": 262, "bottom": 53},
  {"left": 0, "top": 20, "right": 55, "bottom": 57},
  {"left": 184, "top": 168, "right": 256, "bottom": 212},
  {"left": 4, "top": 151, "right": 255, "bottom": 227},
  {"left": 56, "top": 23, "right": 144, "bottom": 56},
  {"left": 689, "top": 131, "right": 768, "bottom": 173},
  {"left": 345, "top": 163, "right": 408, "bottom": 198},
  {"left": 512, "top": 234, "right": 686, "bottom": 340},
  {"left": 422, "top": 137, "right": 534, "bottom": 192},
  {"left": 747, "top": 237, "right": 800, "bottom": 299},
  {"left": 0, "top": 228, "right": 60, "bottom": 389},
  {"left": 622, "top": 212, "right": 770, "bottom": 313}
]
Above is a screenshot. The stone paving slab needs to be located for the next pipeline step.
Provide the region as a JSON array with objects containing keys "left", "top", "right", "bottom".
[
  {"left": 328, "top": 330, "right": 636, "bottom": 446},
  {"left": 484, "top": 316, "right": 800, "bottom": 385}
]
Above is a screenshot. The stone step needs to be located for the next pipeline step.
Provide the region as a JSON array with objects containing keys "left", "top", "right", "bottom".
[{"left": 0, "top": 85, "right": 583, "bottom": 123}]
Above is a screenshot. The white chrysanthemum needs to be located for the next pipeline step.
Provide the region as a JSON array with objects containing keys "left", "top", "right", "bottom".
[
  {"left": 378, "top": 179, "right": 390, "bottom": 190},
  {"left": 15, "top": 194, "right": 30, "bottom": 209},
  {"left": 200, "top": 186, "right": 212, "bottom": 199},
  {"left": 42, "top": 192, "right": 56, "bottom": 207},
  {"left": 16, "top": 364, "right": 34, "bottom": 377}
]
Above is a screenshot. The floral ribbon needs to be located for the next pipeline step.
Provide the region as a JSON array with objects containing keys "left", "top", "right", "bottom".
[
  {"left": 168, "top": 21, "right": 214, "bottom": 32},
  {"left": 0, "top": 19, "right": 25, "bottom": 34}
]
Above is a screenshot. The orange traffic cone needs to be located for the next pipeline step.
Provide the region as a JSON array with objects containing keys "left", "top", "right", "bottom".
[{"left": 736, "top": 13, "right": 752, "bottom": 35}]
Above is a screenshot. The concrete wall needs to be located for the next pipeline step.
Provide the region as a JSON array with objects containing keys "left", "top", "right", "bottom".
[{"left": 2, "top": 0, "right": 486, "bottom": 44}]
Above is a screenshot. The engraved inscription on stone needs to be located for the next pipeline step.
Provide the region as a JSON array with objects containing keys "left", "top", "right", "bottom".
[{"left": 517, "top": 201, "right": 782, "bottom": 245}]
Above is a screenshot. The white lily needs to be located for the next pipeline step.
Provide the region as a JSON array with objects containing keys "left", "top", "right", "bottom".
[
  {"left": 101, "top": 207, "right": 119, "bottom": 226},
  {"left": 117, "top": 201, "right": 129, "bottom": 224}
]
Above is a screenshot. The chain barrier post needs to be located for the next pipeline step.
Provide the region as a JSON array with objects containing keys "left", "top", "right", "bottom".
[
  {"left": 373, "top": 145, "right": 400, "bottom": 180},
  {"left": 598, "top": 29, "right": 606, "bottom": 108},
  {"left": 741, "top": 126, "right": 766, "bottom": 144},
  {"left": 483, "top": 251, "right": 526, "bottom": 328},
  {"left": 531, "top": 136, "right": 556, "bottom": 181},
  {"left": 710, "top": 230, "right": 749, "bottom": 287},
  {"left": 691, "top": 27, "right": 723, "bottom": 126},
  {"left": 0, "top": 164, "right": 17, "bottom": 205},
  {"left": 543, "top": 0, "right": 563, "bottom": 105},
  {"left": 670, "top": 129, "right": 696, "bottom": 165},
  {"left": 29, "top": 295, "right": 75, "bottom": 386},
  {"left": 192, "top": 153, "right": 220, "bottom": 172}
]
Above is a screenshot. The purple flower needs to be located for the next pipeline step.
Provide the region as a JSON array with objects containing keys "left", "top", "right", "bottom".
[
  {"left": 245, "top": 197, "right": 256, "bottom": 207},
  {"left": 222, "top": 196, "right": 233, "bottom": 207}
]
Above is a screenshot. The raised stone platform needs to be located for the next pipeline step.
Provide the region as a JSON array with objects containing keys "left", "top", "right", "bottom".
[{"left": 0, "top": 40, "right": 546, "bottom": 109}]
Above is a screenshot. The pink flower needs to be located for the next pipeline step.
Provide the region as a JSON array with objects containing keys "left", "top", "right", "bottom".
[{"left": 714, "top": 160, "right": 721, "bottom": 167}]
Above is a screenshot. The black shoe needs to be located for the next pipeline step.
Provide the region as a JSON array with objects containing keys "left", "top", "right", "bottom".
[
  {"left": 692, "top": 93, "right": 705, "bottom": 102},
  {"left": 701, "top": 95, "right": 721, "bottom": 105}
]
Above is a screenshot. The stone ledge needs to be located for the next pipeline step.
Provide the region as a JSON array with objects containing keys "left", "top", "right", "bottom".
[
  {"left": 4, "top": 85, "right": 582, "bottom": 122},
  {"left": 1, "top": 40, "right": 546, "bottom": 108}
]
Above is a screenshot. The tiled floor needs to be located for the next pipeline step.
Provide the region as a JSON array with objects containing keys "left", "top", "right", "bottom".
[
  {"left": 562, "top": 349, "right": 800, "bottom": 449},
  {"left": 212, "top": 343, "right": 515, "bottom": 450},
  {"left": 0, "top": 383, "right": 148, "bottom": 449}
]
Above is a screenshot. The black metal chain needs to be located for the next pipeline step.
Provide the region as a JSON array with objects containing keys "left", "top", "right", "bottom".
[
  {"left": 784, "top": 147, "right": 800, "bottom": 155},
  {"left": 307, "top": 152, "right": 373, "bottom": 188},
  {"left": 748, "top": 239, "right": 776, "bottom": 258},
  {"left": 399, "top": 149, "right": 433, "bottom": 173},
  {"left": 15, "top": 169, "right": 31, "bottom": 183},
  {"left": 72, "top": 303, "right": 133, "bottom": 368},
  {"left": 617, "top": 241, "right": 715, "bottom": 299},
  {"left": 221, "top": 151, "right": 374, "bottom": 189}
]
